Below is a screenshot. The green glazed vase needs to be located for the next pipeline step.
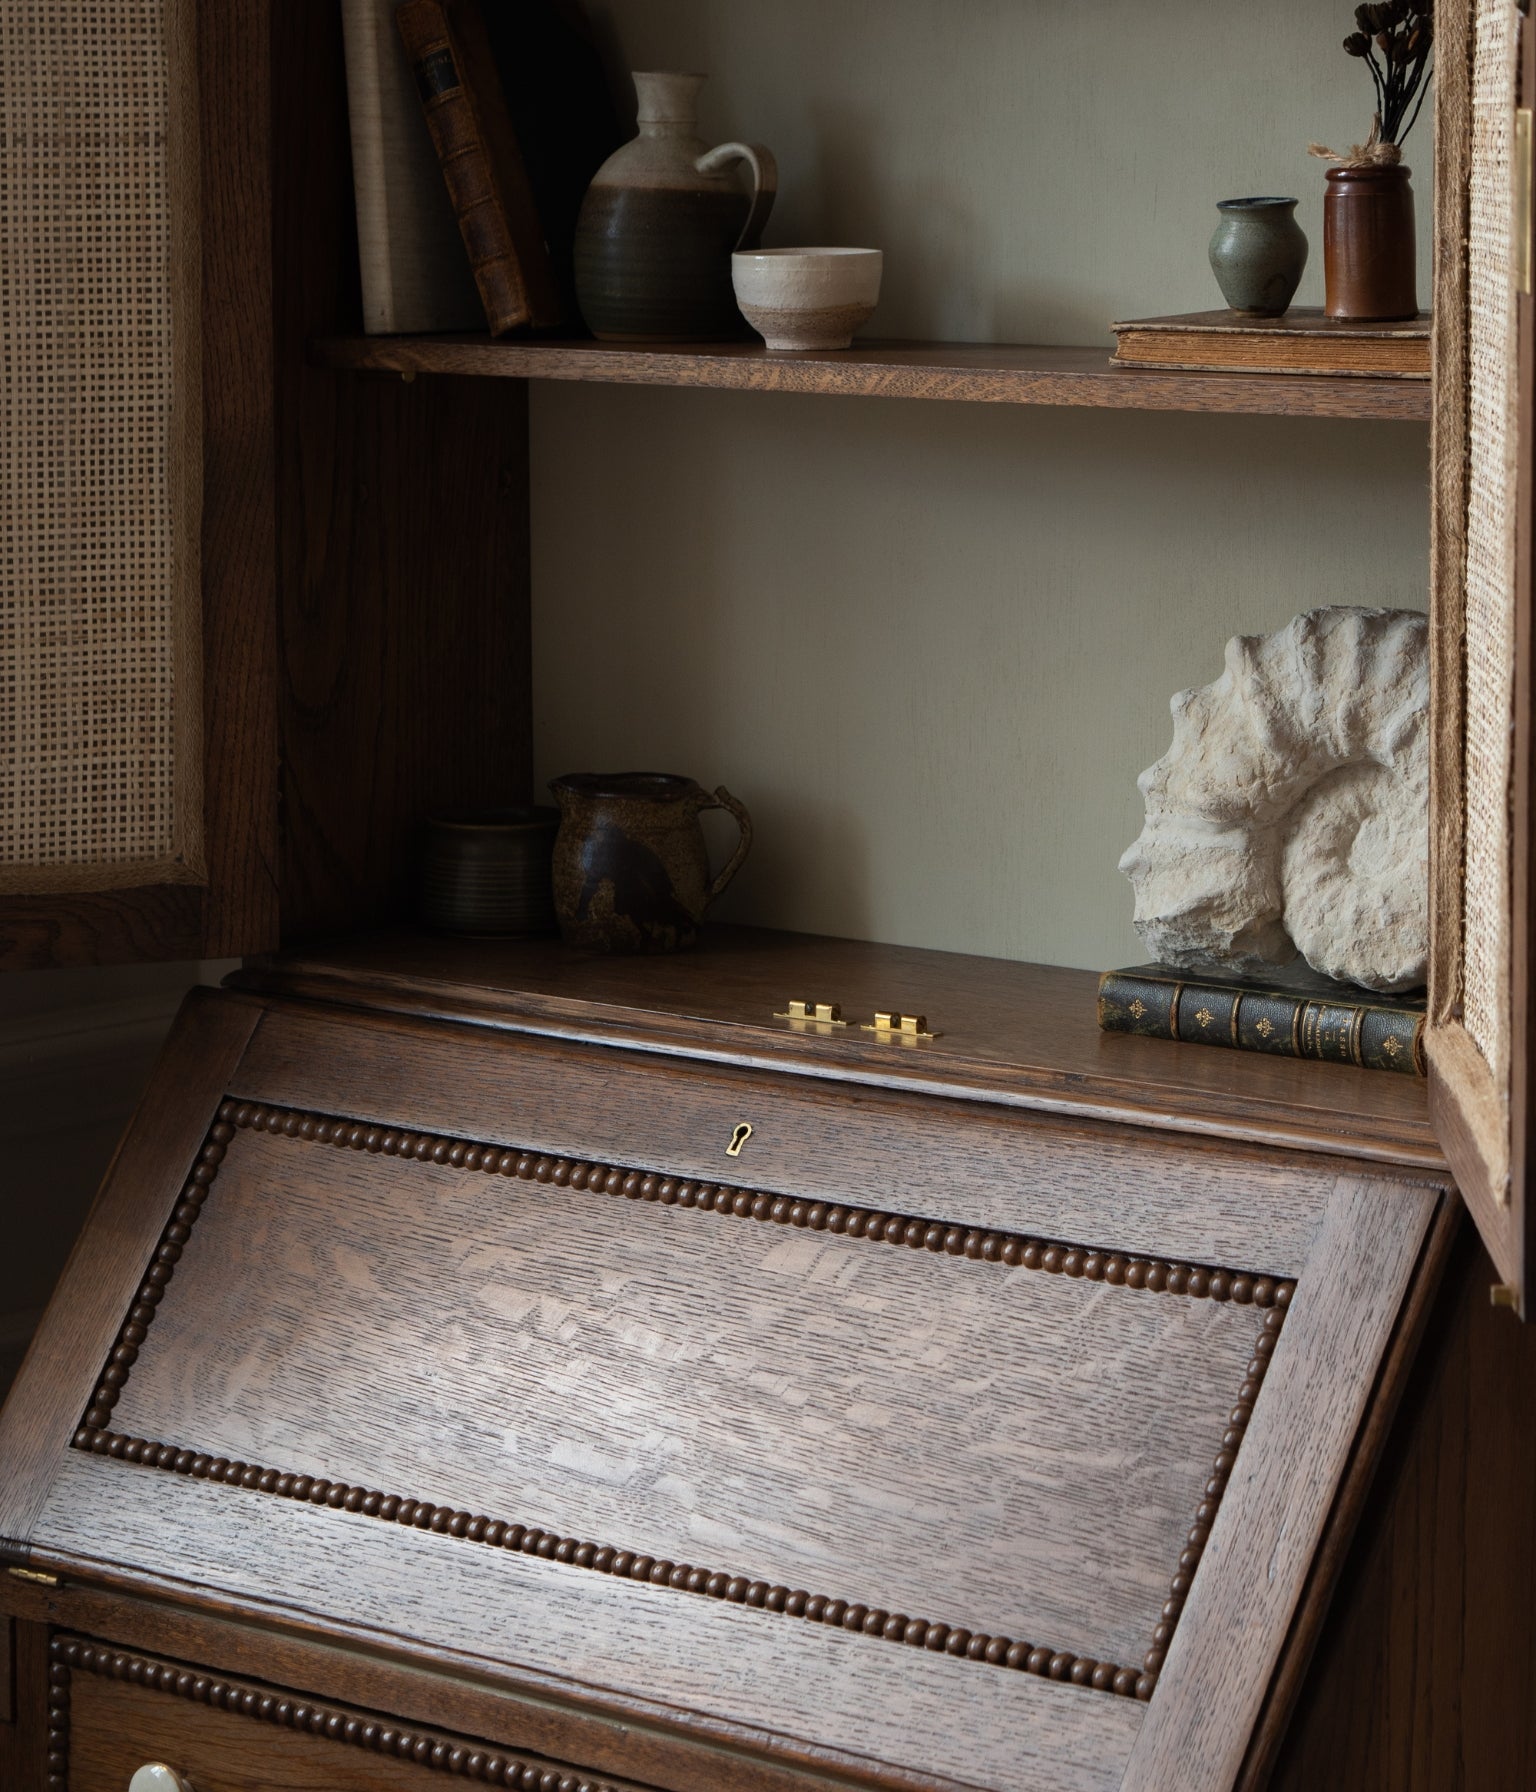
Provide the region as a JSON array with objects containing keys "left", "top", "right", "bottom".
[{"left": 1208, "top": 196, "right": 1309, "bottom": 317}]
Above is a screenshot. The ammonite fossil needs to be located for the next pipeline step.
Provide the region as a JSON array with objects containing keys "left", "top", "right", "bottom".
[{"left": 1119, "top": 606, "right": 1428, "bottom": 993}]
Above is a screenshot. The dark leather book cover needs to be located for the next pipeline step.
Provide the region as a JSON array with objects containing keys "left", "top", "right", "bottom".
[
  {"left": 476, "top": 1, "right": 622, "bottom": 324},
  {"left": 396, "top": 0, "right": 561, "bottom": 334},
  {"left": 1098, "top": 964, "right": 1425, "bottom": 1076}
]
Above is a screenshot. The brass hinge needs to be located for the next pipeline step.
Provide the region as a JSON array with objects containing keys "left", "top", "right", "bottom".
[
  {"left": 860, "top": 1010, "right": 939, "bottom": 1041},
  {"left": 5, "top": 1566, "right": 60, "bottom": 1587},
  {"left": 1516, "top": 108, "right": 1533, "bottom": 295},
  {"left": 773, "top": 999, "right": 846, "bottom": 1029}
]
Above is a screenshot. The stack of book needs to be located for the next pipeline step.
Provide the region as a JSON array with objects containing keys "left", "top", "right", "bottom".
[
  {"left": 341, "top": 0, "right": 620, "bottom": 336},
  {"left": 1110, "top": 308, "right": 1430, "bottom": 380},
  {"left": 1097, "top": 962, "right": 1426, "bottom": 1077}
]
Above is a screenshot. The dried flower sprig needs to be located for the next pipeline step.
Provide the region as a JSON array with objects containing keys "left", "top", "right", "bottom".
[{"left": 1341, "top": 2, "right": 1434, "bottom": 148}]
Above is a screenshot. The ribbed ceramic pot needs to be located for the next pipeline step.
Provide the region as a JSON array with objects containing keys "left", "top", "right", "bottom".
[
  {"left": 1208, "top": 197, "right": 1308, "bottom": 317},
  {"left": 549, "top": 772, "right": 752, "bottom": 953},
  {"left": 573, "top": 72, "right": 776, "bottom": 342},
  {"left": 1323, "top": 164, "right": 1417, "bottom": 321},
  {"left": 420, "top": 808, "right": 559, "bottom": 938}
]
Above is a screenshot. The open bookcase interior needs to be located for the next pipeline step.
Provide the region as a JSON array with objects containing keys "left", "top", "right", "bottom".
[
  {"left": 6, "top": 10, "right": 1536, "bottom": 1792},
  {"left": 301, "top": 0, "right": 1435, "bottom": 986}
]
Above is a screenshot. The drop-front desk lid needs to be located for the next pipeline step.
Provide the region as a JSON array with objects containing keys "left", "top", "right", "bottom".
[{"left": 0, "top": 937, "right": 1455, "bottom": 1792}]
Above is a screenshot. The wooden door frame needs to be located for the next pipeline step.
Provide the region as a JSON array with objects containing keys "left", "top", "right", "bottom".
[
  {"left": 1426, "top": 0, "right": 1536, "bottom": 1305},
  {"left": 0, "top": 0, "right": 280, "bottom": 971}
]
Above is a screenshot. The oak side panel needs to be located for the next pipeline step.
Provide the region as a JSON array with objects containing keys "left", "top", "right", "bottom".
[
  {"left": 1233, "top": 1190, "right": 1461, "bottom": 1792},
  {"left": 0, "top": 1621, "right": 49, "bottom": 1790},
  {"left": 229, "top": 1005, "right": 1334, "bottom": 1275},
  {"left": 34, "top": 1455, "right": 1140, "bottom": 1792},
  {"left": 0, "top": 989, "right": 262, "bottom": 1558},
  {"left": 270, "top": 0, "right": 532, "bottom": 942},
  {"left": 112, "top": 1124, "right": 1269, "bottom": 1671},
  {"left": 197, "top": 0, "right": 280, "bottom": 957},
  {"left": 1119, "top": 1175, "right": 1439, "bottom": 1792},
  {"left": 1268, "top": 1223, "right": 1536, "bottom": 1792}
]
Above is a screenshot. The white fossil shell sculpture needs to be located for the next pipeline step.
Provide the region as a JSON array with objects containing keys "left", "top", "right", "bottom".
[{"left": 1119, "top": 606, "right": 1428, "bottom": 993}]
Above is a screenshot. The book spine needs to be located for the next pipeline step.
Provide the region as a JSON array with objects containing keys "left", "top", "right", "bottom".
[
  {"left": 395, "top": 0, "right": 549, "bottom": 335},
  {"left": 1097, "top": 973, "right": 1425, "bottom": 1076}
]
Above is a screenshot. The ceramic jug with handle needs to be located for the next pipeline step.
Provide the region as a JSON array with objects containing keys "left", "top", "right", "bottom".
[
  {"left": 573, "top": 72, "right": 776, "bottom": 341},
  {"left": 549, "top": 773, "right": 753, "bottom": 952}
]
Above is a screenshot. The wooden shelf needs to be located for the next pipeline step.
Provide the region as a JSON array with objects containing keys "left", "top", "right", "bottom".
[
  {"left": 233, "top": 924, "right": 1442, "bottom": 1172},
  {"left": 311, "top": 334, "right": 1432, "bottom": 422}
]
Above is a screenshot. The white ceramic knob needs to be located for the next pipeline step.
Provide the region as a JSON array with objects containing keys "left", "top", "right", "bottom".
[{"left": 129, "top": 1766, "right": 193, "bottom": 1792}]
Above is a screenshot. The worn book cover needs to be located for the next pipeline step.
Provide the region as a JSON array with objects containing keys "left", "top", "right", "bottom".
[
  {"left": 1111, "top": 308, "right": 1430, "bottom": 379},
  {"left": 396, "top": 0, "right": 562, "bottom": 334},
  {"left": 1098, "top": 962, "right": 1426, "bottom": 1076}
]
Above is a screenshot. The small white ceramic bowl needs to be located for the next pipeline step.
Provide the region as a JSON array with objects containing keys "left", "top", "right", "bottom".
[{"left": 731, "top": 247, "right": 883, "bottom": 351}]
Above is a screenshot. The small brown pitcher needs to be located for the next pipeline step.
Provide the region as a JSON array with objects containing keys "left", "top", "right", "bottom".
[{"left": 549, "top": 773, "right": 752, "bottom": 953}]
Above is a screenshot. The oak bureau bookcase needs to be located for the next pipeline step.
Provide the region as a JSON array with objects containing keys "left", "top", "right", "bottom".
[{"left": 1, "top": 3, "right": 1534, "bottom": 1790}]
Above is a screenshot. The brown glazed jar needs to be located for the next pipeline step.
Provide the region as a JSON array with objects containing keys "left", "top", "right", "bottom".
[
  {"left": 549, "top": 772, "right": 752, "bottom": 953},
  {"left": 1322, "top": 164, "right": 1418, "bottom": 321}
]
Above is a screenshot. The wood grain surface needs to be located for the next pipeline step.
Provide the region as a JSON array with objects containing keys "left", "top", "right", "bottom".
[
  {"left": 229, "top": 1006, "right": 1333, "bottom": 1275},
  {"left": 35, "top": 1453, "right": 1141, "bottom": 1792},
  {"left": 1270, "top": 1220, "right": 1536, "bottom": 1792},
  {"left": 270, "top": 0, "right": 535, "bottom": 943},
  {"left": 58, "top": 1636, "right": 658, "bottom": 1792},
  {"left": 0, "top": 989, "right": 262, "bottom": 1561},
  {"left": 110, "top": 1119, "right": 1271, "bottom": 1672},
  {"left": 231, "top": 928, "right": 1443, "bottom": 1172},
  {"left": 1120, "top": 1175, "right": 1438, "bottom": 1792},
  {"left": 309, "top": 335, "right": 1433, "bottom": 421},
  {"left": 0, "top": 1576, "right": 1019, "bottom": 1792}
]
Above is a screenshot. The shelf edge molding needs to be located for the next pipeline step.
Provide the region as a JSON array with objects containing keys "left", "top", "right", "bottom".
[{"left": 311, "top": 335, "right": 1433, "bottom": 422}]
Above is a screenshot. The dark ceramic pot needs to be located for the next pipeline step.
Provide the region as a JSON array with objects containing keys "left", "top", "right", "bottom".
[
  {"left": 573, "top": 72, "right": 776, "bottom": 342},
  {"left": 1208, "top": 197, "right": 1308, "bottom": 316},
  {"left": 1323, "top": 164, "right": 1417, "bottom": 321},
  {"left": 549, "top": 772, "right": 752, "bottom": 953},
  {"left": 420, "top": 808, "right": 559, "bottom": 937}
]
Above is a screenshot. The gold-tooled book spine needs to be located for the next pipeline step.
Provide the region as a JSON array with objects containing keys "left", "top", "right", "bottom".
[
  {"left": 1097, "top": 973, "right": 1425, "bottom": 1077},
  {"left": 396, "top": 0, "right": 559, "bottom": 335}
]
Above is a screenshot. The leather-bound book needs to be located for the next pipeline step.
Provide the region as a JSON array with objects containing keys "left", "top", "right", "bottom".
[
  {"left": 1098, "top": 963, "right": 1426, "bottom": 1076},
  {"left": 1110, "top": 308, "right": 1430, "bottom": 379},
  {"left": 396, "top": 0, "right": 561, "bottom": 335}
]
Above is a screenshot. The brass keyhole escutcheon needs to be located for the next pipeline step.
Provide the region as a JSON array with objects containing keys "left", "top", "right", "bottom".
[{"left": 726, "top": 1122, "right": 754, "bottom": 1158}]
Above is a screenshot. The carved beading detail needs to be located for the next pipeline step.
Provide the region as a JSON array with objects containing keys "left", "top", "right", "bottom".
[
  {"left": 46, "top": 1642, "right": 70, "bottom": 1792},
  {"left": 1139, "top": 1292, "right": 1292, "bottom": 1687},
  {"left": 219, "top": 1099, "right": 1296, "bottom": 1308},
  {"left": 79, "top": 1116, "right": 234, "bottom": 1434},
  {"left": 69, "top": 1421, "right": 1148, "bottom": 1698},
  {"left": 71, "top": 1097, "right": 1296, "bottom": 1707},
  {"left": 46, "top": 1634, "right": 629, "bottom": 1789}
]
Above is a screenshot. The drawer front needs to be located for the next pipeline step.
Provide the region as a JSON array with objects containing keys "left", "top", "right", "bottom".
[{"left": 53, "top": 1634, "right": 635, "bottom": 1792}]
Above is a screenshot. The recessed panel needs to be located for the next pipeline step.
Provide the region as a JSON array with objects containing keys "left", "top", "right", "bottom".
[{"left": 93, "top": 1099, "right": 1288, "bottom": 1695}]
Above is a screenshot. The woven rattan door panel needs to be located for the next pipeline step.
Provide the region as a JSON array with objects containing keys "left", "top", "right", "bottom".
[
  {"left": 1, "top": 0, "right": 202, "bottom": 894},
  {"left": 1426, "top": 0, "right": 1536, "bottom": 1308}
]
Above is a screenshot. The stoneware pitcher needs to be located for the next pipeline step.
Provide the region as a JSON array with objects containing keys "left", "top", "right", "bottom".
[
  {"left": 549, "top": 772, "right": 753, "bottom": 952},
  {"left": 573, "top": 72, "right": 776, "bottom": 341}
]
